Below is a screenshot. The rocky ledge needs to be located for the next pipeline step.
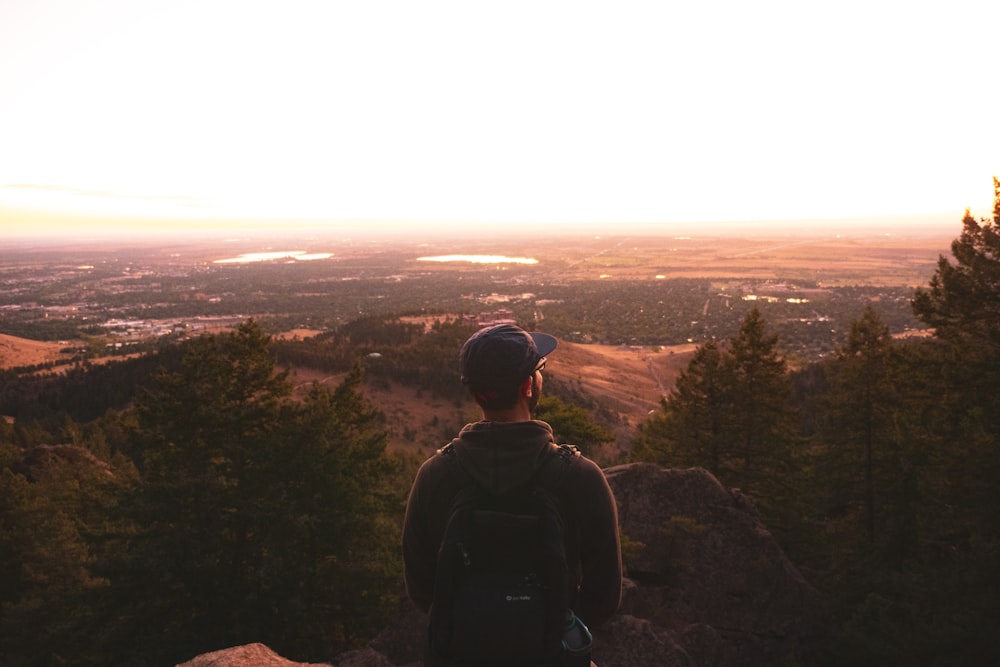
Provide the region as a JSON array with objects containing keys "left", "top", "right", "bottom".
[{"left": 179, "top": 463, "right": 830, "bottom": 667}]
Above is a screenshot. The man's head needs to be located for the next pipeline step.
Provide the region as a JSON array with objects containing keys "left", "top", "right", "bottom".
[{"left": 459, "top": 324, "right": 557, "bottom": 411}]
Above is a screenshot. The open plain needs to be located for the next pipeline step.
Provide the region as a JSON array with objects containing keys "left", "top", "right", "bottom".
[{"left": 1, "top": 226, "right": 958, "bottom": 454}]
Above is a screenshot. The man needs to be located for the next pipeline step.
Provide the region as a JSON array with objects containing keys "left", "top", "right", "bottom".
[{"left": 402, "top": 324, "right": 622, "bottom": 666}]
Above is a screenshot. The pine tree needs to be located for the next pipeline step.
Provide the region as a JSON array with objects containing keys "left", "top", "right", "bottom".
[
  {"left": 0, "top": 429, "right": 126, "bottom": 667},
  {"left": 910, "top": 177, "right": 1000, "bottom": 544},
  {"left": 632, "top": 309, "right": 804, "bottom": 551},
  {"left": 903, "top": 180, "right": 1000, "bottom": 661},
  {"left": 633, "top": 310, "right": 799, "bottom": 503},
  {"left": 271, "top": 366, "right": 404, "bottom": 656},
  {"left": 819, "top": 181, "right": 1000, "bottom": 664},
  {"left": 535, "top": 394, "right": 613, "bottom": 457},
  {"left": 120, "top": 320, "right": 293, "bottom": 662},
  {"left": 112, "top": 321, "right": 405, "bottom": 664},
  {"left": 912, "top": 176, "right": 1000, "bottom": 350},
  {"left": 0, "top": 468, "right": 98, "bottom": 664},
  {"left": 724, "top": 308, "right": 798, "bottom": 500},
  {"left": 912, "top": 177, "right": 1000, "bottom": 454},
  {"left": 824, "top": 305, "right": 899, "bottom": 547},
  {"left": 631, "top": 338, "right": 730, "bottom": 470}
]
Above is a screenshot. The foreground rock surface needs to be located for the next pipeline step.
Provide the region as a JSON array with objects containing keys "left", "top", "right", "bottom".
[
  {"left": 598, "top": 463, "right": 829, "bottom": 666},
  {"left": 180, "top": 463, "right": 830, "bottom": 667},
  {"left": 176, "top": 642, "right": 331, "bottom": 667}
]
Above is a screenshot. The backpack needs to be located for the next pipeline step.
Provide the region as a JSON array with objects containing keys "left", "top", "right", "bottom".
[{"left": 427, "top": 443, "right": 578, "bottom": 667}]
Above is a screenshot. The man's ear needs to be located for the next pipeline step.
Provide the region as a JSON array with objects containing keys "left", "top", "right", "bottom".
[{"left": 519, "top": 375, "right": 534, "bottom": 397}]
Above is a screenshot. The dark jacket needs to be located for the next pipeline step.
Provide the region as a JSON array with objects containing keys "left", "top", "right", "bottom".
[{"left": 402, "top": 419, "right": 622, "bottom": 630}]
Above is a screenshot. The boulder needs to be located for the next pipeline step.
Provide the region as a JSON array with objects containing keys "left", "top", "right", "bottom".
[
  {"left": 600, "top": 463, "right": 829, "bottom": 665},
  {"left": 179, "top": 463, "right": 829, "bottom": 667},
  {"left": 175, "top": 642, "right": 330, "bottom": 667}
]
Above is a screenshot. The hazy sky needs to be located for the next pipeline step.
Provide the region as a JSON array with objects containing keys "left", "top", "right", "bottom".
[{"left": 1, "top": 0, "right": 997, "bottom": 238}]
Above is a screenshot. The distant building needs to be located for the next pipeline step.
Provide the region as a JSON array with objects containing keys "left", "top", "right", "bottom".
[{"left": 475, "top": 308, "right": 517, "bottom": 327}]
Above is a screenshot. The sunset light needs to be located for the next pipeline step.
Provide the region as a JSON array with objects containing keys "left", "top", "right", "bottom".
[
  {"left": 1, "top": 0, "right": 998, "bottom": 239},
  {"left": 417, "top": 255, "right": 539, "bottom": 265}
]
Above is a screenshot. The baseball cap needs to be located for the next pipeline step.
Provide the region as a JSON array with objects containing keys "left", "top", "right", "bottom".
[{"left": 459, "top": 324, "right": 558, "bottom": 390}]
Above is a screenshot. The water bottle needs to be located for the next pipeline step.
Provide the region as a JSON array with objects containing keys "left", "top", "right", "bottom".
[{"left": 561, "top": 610, "right": 593, "bottom": 667}]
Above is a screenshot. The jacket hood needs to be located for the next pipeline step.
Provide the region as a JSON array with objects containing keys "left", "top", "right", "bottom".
[{"left": 448, "top": 420, "right": 557, "bottom": 495}]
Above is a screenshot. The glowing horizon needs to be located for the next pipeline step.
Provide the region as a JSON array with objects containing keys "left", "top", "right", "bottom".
[
  {"left": 1, "top": 1, "right": 997, "bottom": 239},
  {"left": 213, "top": 251, "right": 335, "bottom": 264}
]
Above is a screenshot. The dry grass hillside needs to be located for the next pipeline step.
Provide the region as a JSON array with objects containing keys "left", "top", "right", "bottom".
[
  {"left": 2, "top": 328, "right": 696, "bottom": 462},
  {"left": 548, "top": 340, "right": 698, "bottom": 424},
  {"left": 0, "top": 333, "right": 73, "bottom": 369},
  {"left": 288, "top": 340, "right": 698, "bottom": 463}
]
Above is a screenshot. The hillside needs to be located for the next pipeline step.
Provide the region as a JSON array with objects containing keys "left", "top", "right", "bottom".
[
  {"left": 552, "top": 340, "right": 698, "bottom": 425},
  {"left": 285, "top": 340, "right": 698, "bottom": 462},
  {"left": 1, "top": 325, "right": 694, "bottom": 461},
  {"left": 0, "top": 333, "right": 73, "bottom": 368}
]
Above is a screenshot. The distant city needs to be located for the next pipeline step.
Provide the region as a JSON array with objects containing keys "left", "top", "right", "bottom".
[{"left": 0, "top": 228, "right": 952, "bottom": 368}]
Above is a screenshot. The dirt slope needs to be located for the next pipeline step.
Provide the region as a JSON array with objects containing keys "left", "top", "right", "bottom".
[
  {"left": 551, "top": 341, "right": 697, "bottom": 425},
  {"left": 287, "top": 341, "right": 699, "bottom": 462}
]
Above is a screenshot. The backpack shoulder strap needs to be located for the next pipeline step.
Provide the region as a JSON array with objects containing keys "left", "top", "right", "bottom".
[
  {"left": 533, "top": 443, "right": 580, "bottom": 495},
  {"left": 438, "top": 441, "right": 477, "bottom": 490},
  {"left": 439, "top": 441, "right": 579, "bottom": 496}
]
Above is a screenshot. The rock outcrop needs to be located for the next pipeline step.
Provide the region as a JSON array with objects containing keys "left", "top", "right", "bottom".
[
  {"left": 176, "top": 642, "right": 331, "bottom": 667},
  {"left": 596, "top": 463, "right": 829, "bottom": 666},
  {"left": 178, "top": 463, "right": 829, "bottom": 667}
]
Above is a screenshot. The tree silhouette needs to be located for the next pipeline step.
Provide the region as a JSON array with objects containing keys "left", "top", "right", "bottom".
[
  {"left": 913, "top": 176, "right": 1000, "bottom": 349},
  {"left": 724, "top": 308, "right": 798, "bottom": 498},
  {"left": 631, "top": 338, "right": 729, "bottom": 470},
  {"left": 633, "top": 309, "right": 799, "bottom": 508},
  {"left": 113, "top": 320, "right": 405, "bottom": 664},
  {"left": 534, "top": 394, "right": 614, "bottom": 456},
  {"left": 823, "top": 305, "right": 898, "bottom": 546}
]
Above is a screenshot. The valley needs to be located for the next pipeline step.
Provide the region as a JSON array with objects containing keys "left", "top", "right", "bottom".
[{"left": 1, "top": 227, "right": 954, "bottom": 456}]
